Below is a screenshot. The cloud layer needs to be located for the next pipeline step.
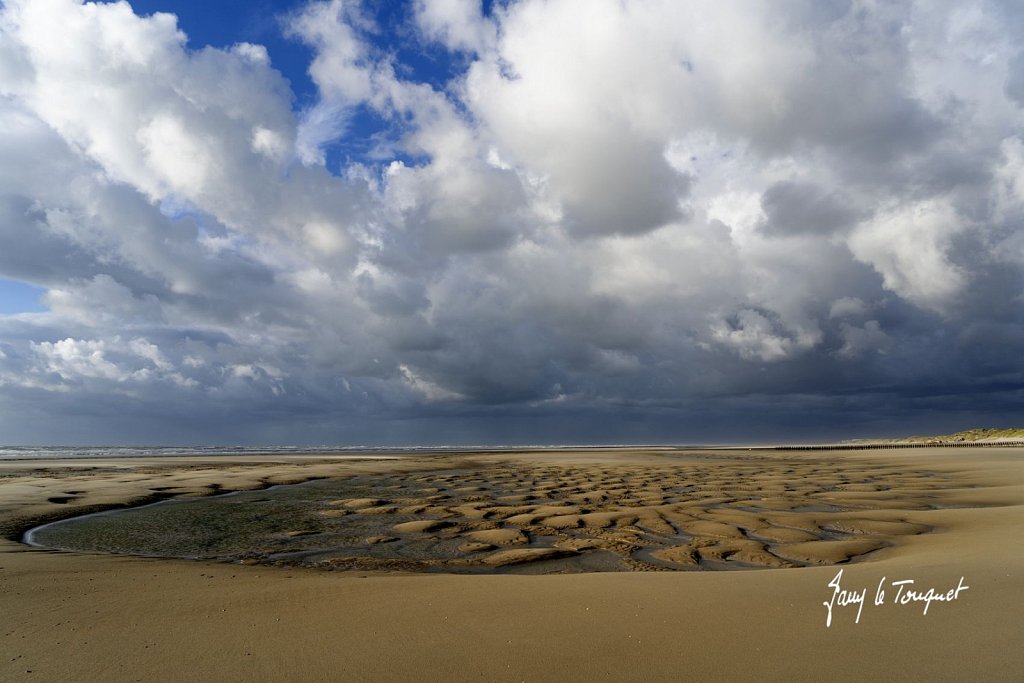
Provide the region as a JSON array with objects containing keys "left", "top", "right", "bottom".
[{"left": 0, "top": 0, "right": 1021, "bottom": 444}]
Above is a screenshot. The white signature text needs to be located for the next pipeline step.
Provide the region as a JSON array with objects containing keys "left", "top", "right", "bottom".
[{"left": 823, "top": 568, "right": 969, "bottom": 627}]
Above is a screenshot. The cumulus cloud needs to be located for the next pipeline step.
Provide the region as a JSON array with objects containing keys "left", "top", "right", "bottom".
[
  {"left": 0, "top": 0, "right": 1021, "bottom": 444},
  {"left": 414, "top": 0, "right": 492, "bottom": 54},
  {"left": 847, "top": 199, "right": 968, "bottom": 314}
]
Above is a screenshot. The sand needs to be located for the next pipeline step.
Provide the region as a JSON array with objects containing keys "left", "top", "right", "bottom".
[{"left": 1, "top": 447, "right": 1023, "bottom": 681}]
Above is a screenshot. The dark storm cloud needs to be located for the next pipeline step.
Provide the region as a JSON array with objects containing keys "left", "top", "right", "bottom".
[{"left": 758, "top": 181, "right": 862, "bottom": 236}]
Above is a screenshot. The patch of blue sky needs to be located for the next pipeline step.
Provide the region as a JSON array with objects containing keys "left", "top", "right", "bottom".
[
  {"left": 120, "top": 1, "right": 470, "bottom": 174},
  {"left": 316, "top": 5, "right": 467, "bottom": 173},
  {"left": 157, "top": 194, "right": 202, "bottom": 220},
  {"left": 318, "top": 105, "right": 434, "bottom": 175},
  {"left": 124, "top": 0, "right": 319, "bottom": 107},
  {"left": 373, "top": 5, "right": 466, "bottom": 90},
  {"left": 155, "top": 198, "right": 234, "bottom": 255},
  {"left": 0, "top": 278, "right": 47, "bottom": 314}
]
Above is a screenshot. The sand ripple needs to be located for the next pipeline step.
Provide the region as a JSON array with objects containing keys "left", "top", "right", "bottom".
[{"left": 27, "top": 453, "right": 975, "bottom": 574}]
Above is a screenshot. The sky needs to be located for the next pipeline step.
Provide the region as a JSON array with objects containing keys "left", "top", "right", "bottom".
[{"left": 0, "top": 0, "right": 1022, "bottom": 446}]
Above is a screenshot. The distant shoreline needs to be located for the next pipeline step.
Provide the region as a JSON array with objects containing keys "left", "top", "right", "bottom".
[{"left": 4, "top": 438, "right": 1024, "bottom": 460}]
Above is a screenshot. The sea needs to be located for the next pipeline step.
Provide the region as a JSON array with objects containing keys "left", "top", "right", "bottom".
[
  {"left": 0, "top": 445, "right": 436, "bottom": 460},
  {"left": 0, "top": 444, "right": 670, "bottom": 460}
]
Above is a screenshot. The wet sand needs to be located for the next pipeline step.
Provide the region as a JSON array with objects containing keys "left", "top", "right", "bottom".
[{"left": 1, "top": 447, "right": 1023, "bottom": 680}]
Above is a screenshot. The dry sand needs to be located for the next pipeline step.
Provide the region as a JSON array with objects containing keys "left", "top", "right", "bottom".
[{"left": 1, "top": 447, "right": 1022, "bottom": 681}]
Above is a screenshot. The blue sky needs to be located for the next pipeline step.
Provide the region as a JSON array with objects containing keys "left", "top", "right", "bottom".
[
  {"left": 0, "top": 279, "right": 46, "bottom": 314},
  {"left": 0, "top": 0, "right": 1021, "bottom": 445},
  {"left": 129, "top": 0, "right": 319, "bottom": 100},
  {"left": 125, "top": 0, "right": 462, "bottom": 172}
]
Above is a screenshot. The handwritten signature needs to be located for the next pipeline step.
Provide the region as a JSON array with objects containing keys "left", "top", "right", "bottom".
[{"left": 823, "top": 568, "right": 969, "bottom": 627}]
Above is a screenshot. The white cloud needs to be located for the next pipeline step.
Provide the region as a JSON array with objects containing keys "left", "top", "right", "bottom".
[
  {"left": 33, "top": 338, "right": 124, "bottom": 382},
  {"left": 30, "top": 336, "right": 192, "bottom": 387},
  {"left": 42, "top": 275, "right": 163, "bottom": 325},
  {"left": 399, "top": 363, "right": 464, "bottom": 401},
  {"left": 137, "top": 114, "right": 213, "bottom": 198},
  {"left": 414, "top": 0, "right": 492, "bottom": 54},
  {"left": 847, "top": 199, "right": 967, "bottom": 314},
  {"left": 711, "top": 309, "right": 817, "bottom": 362}
]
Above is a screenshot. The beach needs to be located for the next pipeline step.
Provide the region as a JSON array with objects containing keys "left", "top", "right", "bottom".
[{"left": 2, "top": 447, "right": 1022, "bottom": 681}]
